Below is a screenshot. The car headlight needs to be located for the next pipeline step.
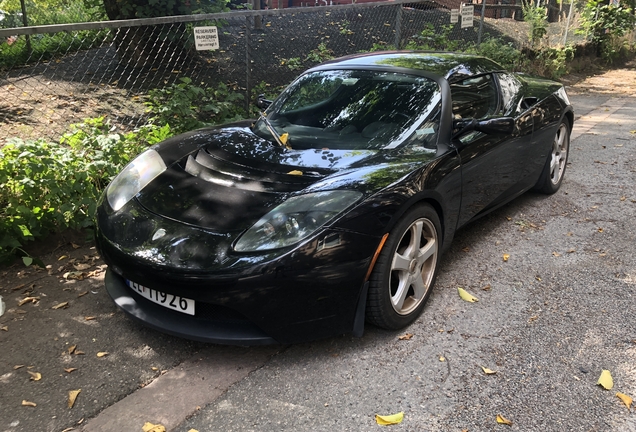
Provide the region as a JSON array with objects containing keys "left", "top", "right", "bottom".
[
  {"left": 234, "top": 190, "right": 362, "bottom": 252},
  {"left": 106, "top": 149, "right": 167, "bottom": 211}
]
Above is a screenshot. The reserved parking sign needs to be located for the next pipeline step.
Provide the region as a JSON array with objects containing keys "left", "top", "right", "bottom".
[{"left": 193, "top": 26, "right": 219, "bottom": 51}]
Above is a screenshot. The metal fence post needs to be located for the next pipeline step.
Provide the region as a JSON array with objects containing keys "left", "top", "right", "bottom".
[
  {"left": 246, "top": 16, "right": 252, "bottom": 115},
  {"left": 477, "top": 0, "right": 486, "bottom": 46},
  {"left": 19, "top": 0, "right": 31, "bottom": 55},
  {"left": 394, "top": 4, "right": 402, "bottom": 48},
  {"left": 562, "top": 0, "right": 574, "bottom": 46}
]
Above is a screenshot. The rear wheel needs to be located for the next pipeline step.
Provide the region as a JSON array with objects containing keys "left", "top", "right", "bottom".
[
  {"left": 366, "top": 204, "right": 441, "bottom": 330},
  {"left": 534, "top": 120, "right": 570, "bottom": 194}
]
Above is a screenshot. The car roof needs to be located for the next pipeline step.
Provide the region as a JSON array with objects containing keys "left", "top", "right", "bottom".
[{"left": 309, "top": 51, "right": 505, "bottom": 83}]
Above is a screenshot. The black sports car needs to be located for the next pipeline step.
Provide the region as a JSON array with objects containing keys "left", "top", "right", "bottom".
[{"left": 95, "top": 52, "right": 573, "bottom": 345}]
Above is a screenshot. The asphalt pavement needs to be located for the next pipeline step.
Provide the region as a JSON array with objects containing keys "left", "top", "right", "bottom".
[{"left": 1, "top": 65, "right": 635, "bottom": 432}]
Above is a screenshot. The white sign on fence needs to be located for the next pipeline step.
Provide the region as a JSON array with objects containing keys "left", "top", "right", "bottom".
[
  {"left": 193, "top": 26, "right": 219, "bottom": 51},
  {"left": 460, "top": 5, "right": 474, "bottom": 29},
  {"left": 450, "top": 9, "right": 459, "bottom": 24}
]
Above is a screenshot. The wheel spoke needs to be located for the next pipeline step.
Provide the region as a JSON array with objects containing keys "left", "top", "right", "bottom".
[
  {"left": 416, "top": 237, "right": 436, "bottom": 267},
  {"left": 411, "top": 274, "right": 427, "bottom": 300},
  {"left": 392, "top": 252, "right": 411, "bottom": 272},
  {"left": 403, "top": 221, "right": 423, "bottom": 259},
  {"left": 391, "top": 274, "right": 410, "bottom": 311}
]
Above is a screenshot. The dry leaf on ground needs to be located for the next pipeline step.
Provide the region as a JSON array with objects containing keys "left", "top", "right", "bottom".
[
  {"left": 481, "top": 366, "right": 497, "bottom": 375},
  {"left": 18, "top": 296, "right": 40, "bottom": 306},
  {"left": 375, "top": 412, "right": 404, "bottom": 425},
  {"left": 598, "top": 370, "right": 614, "bottom": 390},
  {"left": 398, "top": 333, "right": 413, "bottom": 340},
  {"left": 142, "top": 423, "right": 166, "bottom": 432},
  {"left": 458, "top": 287, "right": 478, "bottom": 302},
  {"left": 496, "top": 414, "right": 512, "bottom": 425},
  {"left": 616, "top": 392, "right": 632, "bottom": 410},
  {"left": 28, "top": 371, "right": 42, "bottom": 381},
  {"left": 68, "top": 389, "right": 81, "bottom": 408},
  {"left": 65, "top": 368, "right": 77, "bottom": 373},
  {"left": 68, "top": 345, "right": 77, "bottom": 355},
  {"left": 502, "top": 253, "right": 510, "bottom": 262},
  {"left": 21, "top": 400, "right": 36, "bottom": 407},
  {"left": 52, "top": 302, "right": 69, "bottom": 310},
  {"left": 97, "top": 352, "right": 109, "bottom": 358}
]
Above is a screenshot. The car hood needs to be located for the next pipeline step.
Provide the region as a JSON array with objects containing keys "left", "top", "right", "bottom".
[{"left": 136, "top": 127, "right": 414, "bottom": 232}]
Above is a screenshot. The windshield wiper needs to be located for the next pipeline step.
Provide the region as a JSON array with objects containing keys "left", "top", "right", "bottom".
[{"left": 258, "top": 113, "right": 289, "bottom": 149}]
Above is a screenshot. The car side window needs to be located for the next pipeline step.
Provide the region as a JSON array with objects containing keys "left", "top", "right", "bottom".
[
  {"left": 450, "top": 74, "right": 498, "bottom": 120},
  {"left": 497, "top": 73, "right": 523, "bottom": 116}
]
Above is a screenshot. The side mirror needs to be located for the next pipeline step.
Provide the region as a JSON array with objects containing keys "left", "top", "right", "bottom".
[
  {"left": 256, "top": 94, "right": 272, "bottom": 109},
  {"left": 453, "top": 117, "right": 514, "bottom": 136},
  {"left": 475, "top": 117, "right": 515, "bottom": 135}
]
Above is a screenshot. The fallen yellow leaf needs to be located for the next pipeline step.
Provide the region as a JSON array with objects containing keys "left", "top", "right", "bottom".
[
  {"left": 398, "top": 333, "right": 413, "bottom": 340},
  {"left": 65, "top": 368, "right": 77, "bottom": 373},
  {"left": 458, "top": 287, "right": 478, "bottom": 303},
  {"left": 142, "top": 422, "right": 166, "bottom": 432},
  {"left": 1, "top": 326, "right": 7, "bottom": 331},
  {"left": 68, "top": 389, "right": 81, "bottom": 409},
  {"left": 439, "top": 356, "right": 446, "bottom": 362},
  {"left": 13, "top": 365, "right": 25, "bottom": 370},
  {"left": 52, "top": 302, "right": 69, "bottom": 310},
  {"left": 481, "top": 366, "right": 497, "bottom": 375},
  {"left": 502, "top": 253, "right": 510, "bottom": 262},
  {"left": 616, "top": 392, "right": 632, "bottom": 410},
  {"left": 496, "top": 414, "right": 512, "bottom": 425},
  {"left": 375, "top": 412, "right": 404, "bottom": 425},
  {"left": 598, "top": 369, "right": 613, "bottom": 390},
  {"left": 18, "top": 296, "right": 40, "bottom": 306},
  {"left": 188, "top": 430, "right": 199, "bottom": 432},
  {"left": 97, "top": 352, "right": 109, "bottom": 358},
  {"left": 21, "top": 400, "right": 36, "bottom": 407},
  {"left": 28, "top": 371, "right": 42, "bottom": 381}
]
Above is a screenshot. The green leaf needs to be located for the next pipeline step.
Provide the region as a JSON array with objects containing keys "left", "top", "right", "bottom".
[{"left": 22, "top": 256, "right": 33, "bottom": 266}]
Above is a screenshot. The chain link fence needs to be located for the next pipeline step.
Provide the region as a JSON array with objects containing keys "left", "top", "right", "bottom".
[{"left": 0, "top": 0, "right": 589, "bottom": 142}]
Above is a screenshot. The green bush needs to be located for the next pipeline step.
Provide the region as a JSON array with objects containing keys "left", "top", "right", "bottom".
[
  {"left": 145, "top": 78, "right": 246, "bottom": 135},
  {"left": 0, "top": 118, "right": 170, "bottom": 262}
]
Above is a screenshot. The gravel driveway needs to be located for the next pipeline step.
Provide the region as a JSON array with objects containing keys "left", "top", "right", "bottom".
[{"left": 0, "top": 63, "right": 635, "bottom": 432}]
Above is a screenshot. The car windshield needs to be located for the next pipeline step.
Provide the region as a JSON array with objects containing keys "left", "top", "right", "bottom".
[{"left": 253, "top": 70, "right": 441, "bottom": 151}]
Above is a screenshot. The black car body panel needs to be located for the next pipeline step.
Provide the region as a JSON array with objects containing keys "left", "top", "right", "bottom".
[{"left": 95, "top": 51, "right": 573, "bottom": 344}]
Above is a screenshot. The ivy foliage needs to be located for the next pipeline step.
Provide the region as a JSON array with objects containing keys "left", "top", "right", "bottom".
[
  {"left": 0, "top": 119, "right": 170, "bottom": 262},
  {"left": 579, "top": 0, "right": 636, "bottom": 63},
  {"left": 98, "top": 0, "right": 228, "bottom": 20},
  {"left": 145, "top": 77, "right": 246, "bottom": 135}
]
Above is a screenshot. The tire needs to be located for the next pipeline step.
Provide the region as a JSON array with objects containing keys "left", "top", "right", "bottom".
[
  {"left": 534, "top": 120, "right": 570, "bottom": 194},
  {"left": 366, "top": 204, "right": 441, "bottom": 330}
]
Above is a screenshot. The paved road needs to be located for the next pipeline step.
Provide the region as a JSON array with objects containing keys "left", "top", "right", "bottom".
[{"left": 1, "top": 66, "right": 635, "bottom": 432}]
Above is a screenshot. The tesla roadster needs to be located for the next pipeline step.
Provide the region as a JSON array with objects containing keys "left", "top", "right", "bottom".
[{"left": 95, "top": 52, "right": 573, "bottom": 345}]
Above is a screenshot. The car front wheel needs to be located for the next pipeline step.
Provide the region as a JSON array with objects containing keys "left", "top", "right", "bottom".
[
  {"left": 366, "top": 204, "right": 441, "bottom": 330},
  {"left": 534, "top": 120, "right": 570, "bottom": 194}
]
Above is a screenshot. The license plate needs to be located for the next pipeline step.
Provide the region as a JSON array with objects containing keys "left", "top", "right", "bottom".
[{"left": 126, "top": 279, "right": 195, "bottom": 315}]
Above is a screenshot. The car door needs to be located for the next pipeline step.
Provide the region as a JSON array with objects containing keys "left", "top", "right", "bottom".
[{"left": 451, "top": 73, "right": 533, "bottom": 227}]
